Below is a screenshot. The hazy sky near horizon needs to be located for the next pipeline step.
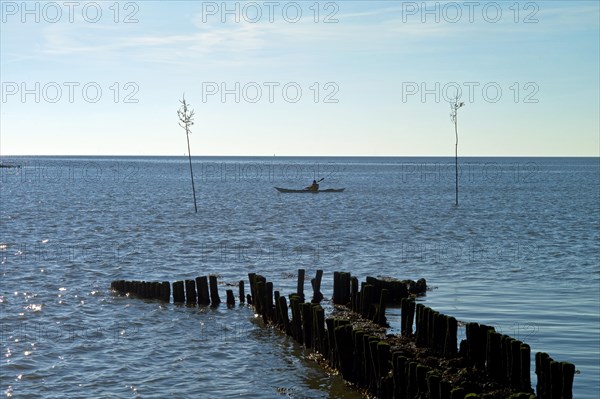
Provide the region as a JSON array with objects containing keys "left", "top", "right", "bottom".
[{"left": 1, "top": 1, "right": 598, "bottom": 156}]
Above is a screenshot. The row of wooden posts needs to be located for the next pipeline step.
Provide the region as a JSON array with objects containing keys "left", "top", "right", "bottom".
[
  {"left": 110, "top": 275, "right": 243, "bottom": 307},
  {"left": 110, "top": 269, "right": 575, "bottom": 399}
]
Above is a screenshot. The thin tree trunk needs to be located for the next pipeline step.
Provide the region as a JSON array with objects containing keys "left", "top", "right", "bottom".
[{"left": 186, "top": 127, "right": 198, "bottom": 213}]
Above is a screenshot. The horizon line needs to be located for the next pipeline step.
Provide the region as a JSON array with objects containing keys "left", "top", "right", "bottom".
[{"left": 1, "top": 154, "right": 598, "bottom": 158}]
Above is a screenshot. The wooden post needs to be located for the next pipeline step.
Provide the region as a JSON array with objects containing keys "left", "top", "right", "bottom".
[
  {"left": 256, "top": 281, "right": 266, "bottom": 323},
  {"left": 519, "top": 343, "right": 532, "bottom": 392},
  {"left": 377, "top": 342, "right": 391, "bottom": 396},
  {"left": 511, "top": 339, "right": 522, "bottom": 388},
  {"left": 354, "top": 330, "right": 366, "bottom": 386},
  {"left": 466, "top": 322, "right": 479, "bottom": 365},
  {"left": 374, "top": 288, "right": 389, "bottom": 326},
  {"left": 334, "top": 323, "right": 354, "bottom": 382},
  {"left": 440, "top": 379, "right": 452, "bottom": 399},
  {"left": 368, "top": 337, "right": 379, "bottom": 393},
  {"left": 290, "top": 295, "right": 303, "bottom": 344},
  {"left": 296, "top": 268, "right": 305, "bottom": 301},
  {"left": 333, "top": 272, "right": 340, "bottom": 304},
  {"left": 278, "top": 295, "right": 291, "bottom": 336},
  {"left": 238, "top": 280, "right": 245, "bottom": 303},
  {"left": 185, "top": 279, "right": 197, "bottom": 305},
  {"left": 407, "top": 361, "right": 418, "bottom": 399},
  {"left": 196, "top": 276, "right": 210, "bottom": 305},
  {"left": 350, "top": 276, "right": 359, "bottom": 312},
  {"left": 248, "top": 273, "right": 256, "bottom": 303},
  {"left": 451, "top": 387, "right": 466, "bottom": 399},
  {"left": 562, "top": 362, "right": 575, "bottom": 399},
  {"left": 392, "top": 353, "right": 407, "bottom": 399},
  {"left": 326, "top": 318, "right": 336, "bottom": 366},
  {"left": 361, "top": 284, "right": 374, "bottom": 319},
  {"left": 340, "top": 272, "right": 351, "bottom": 305},
  {"left": 226, "top": 289, "right": 235, "bottom": 306},
  {"left": 161, "top": 281, "right": 170, "bottom": 302},
  {"left": 274, "top": 291, "right": 281, "bottom": 327},
  {"left": 265, "top": 281, "right": 274, "bottom": 322},
  {"left": 503, "top": 335, "right": 515, "bottom": 384},
  {"left": 416, "top": 364, "right": 430, "bottom": 398},
  {"left": 313, "top": 305, "right": 325, "bottom": 354},
  {"left": 209, "top": 275, "right": 221, "bottom": 306},
  {"left": 301, "top": 302, "right": 313, "bottom": 349},
  {"left": 415, "top": 304, "right": 425, "bottom": 347},
  {"left": 486, "top": 330, "right": 502, "bottom": 380},
  {"left": 427, "top": 372, "right": 441, "bottom": 399},
  {"left": 311, "top": 269, "right": 323, "bottom": 303},
  {"left": 445, "top": 316, "right": 458, "bottom": 357},
  {"left": 550, "top": 360, "right": 562, "bottom": 399},
  {"left": 173, "top": 281, "right": 185, "bottom": 303}
]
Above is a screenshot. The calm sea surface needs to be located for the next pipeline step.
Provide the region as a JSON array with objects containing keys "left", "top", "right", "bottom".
[{"left": 1, "top": 156, "right": 599, "bottom": 398}]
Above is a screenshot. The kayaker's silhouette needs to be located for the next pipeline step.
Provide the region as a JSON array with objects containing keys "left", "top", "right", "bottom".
[{"left": 306, "top": 180, "right": 319, "bottom": 191}]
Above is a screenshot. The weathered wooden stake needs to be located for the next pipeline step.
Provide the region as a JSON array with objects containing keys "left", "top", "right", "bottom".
[
  {"left": 173, "top": 280, "right": 185, "bottom": 303},
  {"left": 238, "top": 280, "right": 245, "bottom": 303},
  {"left": 209, "top": 275, "right": 221, "bottom": 306},
  {"left": 296, "top": 269, "right": 305, "bottom": 301},
  {"left": 278, "top": 295, "right": 291, "bottom": 336},
  {"left": 226, "top": 289, "right": 235, "bottom": 307},
  {"left": 185, "top": 279, "right": 197, "bottom": 305},
  {"left": 311, "top": 269, "right": 323, "bottom": 303},
  {"left": 196, "top": 276, "right": 210, "bottom": 305}
]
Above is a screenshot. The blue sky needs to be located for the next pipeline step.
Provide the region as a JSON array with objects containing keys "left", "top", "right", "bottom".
[{"left": 1, "top": 0, "right": 598, "bottom": 156}]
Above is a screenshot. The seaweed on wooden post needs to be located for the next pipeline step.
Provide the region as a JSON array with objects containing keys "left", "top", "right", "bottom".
[
  {"left": 427, "top": 371, "right": 441, "bottom": 399},
  {"left": 177, "top": 94, "right": 198, "bottom": 213}
]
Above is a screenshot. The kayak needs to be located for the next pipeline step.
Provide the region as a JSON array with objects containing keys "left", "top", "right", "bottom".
[{"left": 275, "top": 187, "right": 345, "bottom": 193}]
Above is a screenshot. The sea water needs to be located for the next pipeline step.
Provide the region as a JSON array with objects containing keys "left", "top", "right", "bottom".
[{"left": 1, "top": 156, "right": 598, "bottom": 398}]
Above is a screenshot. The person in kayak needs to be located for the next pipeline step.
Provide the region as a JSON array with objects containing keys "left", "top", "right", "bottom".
[{"left": 306, "top": 180, "right": 319, "bottom": 191}]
